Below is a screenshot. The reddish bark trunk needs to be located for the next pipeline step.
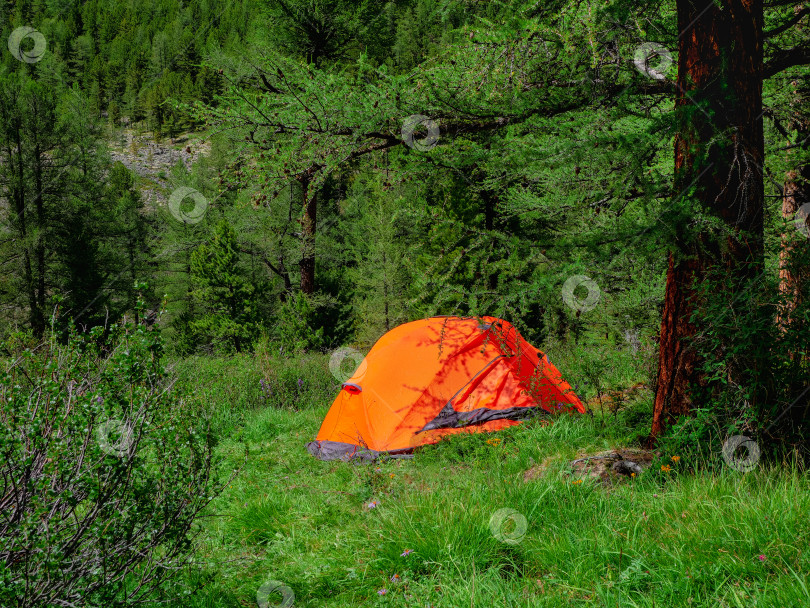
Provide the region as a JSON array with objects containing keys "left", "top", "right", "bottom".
[
  {"left": 649, "top": 254, "right": 702, "bottom": 437},
  {"left": 777, "top": 170, "right": 808, "bottom": 330},
  {"left": 649, "top": 0, "right": 765, "bottom": 441},
  {"left": 776, "top": 81, "right": 809, "bottom": 332}
]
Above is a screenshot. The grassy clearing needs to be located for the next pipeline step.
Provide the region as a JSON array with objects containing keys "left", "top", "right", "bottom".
[{"left": 166, "top": 350, "right": 810, "bottom": 608}]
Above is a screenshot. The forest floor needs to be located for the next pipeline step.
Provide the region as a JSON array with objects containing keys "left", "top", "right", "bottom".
[{"left": 164, "top": 350, "right": 810, "bottom": 608}]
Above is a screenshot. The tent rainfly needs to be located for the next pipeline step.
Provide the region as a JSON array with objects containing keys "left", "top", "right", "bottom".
[{"left": 307, "top": 316, "right": 585, "bottom": 461}]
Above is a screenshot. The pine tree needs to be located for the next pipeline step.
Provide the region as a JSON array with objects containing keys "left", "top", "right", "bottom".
[
  {"left": 0, "top": 71, "right": 63, "bottom": 337},
  {"left": 189, "top": 219, "right": 259, "bottom": 352}
]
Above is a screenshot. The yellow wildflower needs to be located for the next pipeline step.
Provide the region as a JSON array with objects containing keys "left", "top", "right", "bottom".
[
  {"left": 671, "top": 455, "right": 680, "bottom": 463},
  {"left": 661, "top": 465, "right": 671, "bottom": 473},
  {"left": 572, "top": 479, "right": 583, "bottom": 485}
]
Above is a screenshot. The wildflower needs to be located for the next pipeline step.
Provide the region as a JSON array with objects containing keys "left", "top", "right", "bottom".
[
  {"left": 96, "top": 395, "right": 103, "bottom": 404},
  {"left": 758, "top": 554, "right": 766, "bottom": 562},
  {"left": 631, "top": 472, "right": 636, "bottom": 478},
  {"left": 486, "top": 438, "right": 501, "bottom": 446},
  {"left": 367, "top": 501, "right": 379, "bottom": 509},
  {"left": 671, "top": 455, "right": 681, "bottom": 463},
  {"left": 661, "top": 465, "right": 671, "bottom": 473},
  {"left": 297, "top": 378, "right": 304, "bottom": 389},
  {"left": 377, "top": 588, "right": 387, "bottom": 595},
  {"left": 390, "top": 574, "right": 401, "bottom": 582},
  {"left": 572, "top": 479, "right": 583, "bottom": 485},
  {"left": 389, "top": 473, "right": 395, "bottom": 478},
  {"left": 400, "top": 549, "right": 413, "bottom": 557}
]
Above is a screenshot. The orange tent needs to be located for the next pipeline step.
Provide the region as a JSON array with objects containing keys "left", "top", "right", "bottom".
[{"left": 307, "top": 316, "right": 585, "bottom": 461}]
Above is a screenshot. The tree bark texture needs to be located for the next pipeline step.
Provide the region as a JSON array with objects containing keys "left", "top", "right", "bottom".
[{"left": 650, "top": 0, "right": 765, "bottom": 439}]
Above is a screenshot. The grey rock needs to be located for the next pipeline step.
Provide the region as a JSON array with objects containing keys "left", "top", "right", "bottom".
[{"left": 611, "top": 460, "right": 643, "bottom": 476}]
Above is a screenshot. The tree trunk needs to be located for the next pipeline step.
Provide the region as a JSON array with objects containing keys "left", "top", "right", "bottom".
[
  {"left": 777, "top": 169, "right": 809, "bottom": 330},
  {"left": 483, "top": 190, "right": 498, "bottom": 291},
  {"left": 33, "top": 138, "right": 46, "bottom": 338},
  {"left": 299, "top": 176, "right": 316, "bottom": 294},
  {"left": 5, "top": 117, "right": 35, "bottom": 337},
  {"left": 649, "top": 0, "right": 765, "bottom": 440},
  {"left": 8, "top": 110, "right": 46, "bottom": 339},
  {"left": 776, "top": 81, "right": 809, "bottom": 333},
  {"left": 278, "top": 256, "right": 292, "bottom": 303}
]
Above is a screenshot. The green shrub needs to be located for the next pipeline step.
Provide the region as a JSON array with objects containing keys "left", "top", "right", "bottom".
[{"left": 0, "top": 316, "right": 222, "bottom": 607}]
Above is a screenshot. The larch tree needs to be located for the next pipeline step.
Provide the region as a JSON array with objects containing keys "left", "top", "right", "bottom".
[
  {"left": 649, "top": 0, "right": 810, "bottom": 440},
  {"left": 649, "top": 0, "right": 765, "bottom": 438}
]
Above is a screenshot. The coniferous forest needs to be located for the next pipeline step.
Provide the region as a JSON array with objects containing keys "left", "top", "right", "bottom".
[{"left": 1, "top": 1, "right": 810, "bottom": 606}]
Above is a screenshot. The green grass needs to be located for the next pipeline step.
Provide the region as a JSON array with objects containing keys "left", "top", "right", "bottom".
[{"left": 164, "top": 349, "right": 810, "bottom": 608}]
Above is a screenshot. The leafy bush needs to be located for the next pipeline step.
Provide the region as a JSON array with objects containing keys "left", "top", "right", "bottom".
[{"left": 0, "top": 315, "right": 222, "bottom": 607}]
